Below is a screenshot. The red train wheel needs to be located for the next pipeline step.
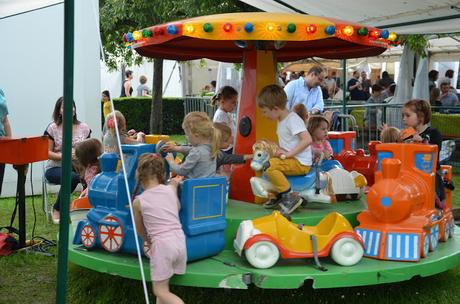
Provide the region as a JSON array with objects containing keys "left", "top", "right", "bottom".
[
  {"left": 80, "top": 224, "right": 96, "bottom": 249},
  {"left": 99, "top": 216, "right": 124, "bottom": 252}
]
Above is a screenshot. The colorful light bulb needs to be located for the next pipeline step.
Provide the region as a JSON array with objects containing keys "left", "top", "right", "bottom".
[
  {"left": 244, "top": 23, "right": 254, "bottom": 33},
  {"left": 266, "top": 23, "right": 275, "bottom": 32},
  {"left": 306, "top": 24, "right": 317, "bottom": 34},
  {"left": 342, "top": 25, "right": 354, "bottom": 36},
  {"left": 287, "top": 23, "right": 296, "bottom": 33},
  {"left": 325, "top": 25, "right": 336, "bottom": 35},
  {"left": 203, "top": 23, "right": 213, "bottom": 33},
  {"left": 223, "top": 23, "right": 233, "bottom": 32},
  {"left": 388, "top": 32, "right": 397, "bottom": 41},
  {"left": 166, "top": 25, "right": 178, "bottom": 35},
  {"left": 184, "top": 24, "right": 195, "bottom": 34}
]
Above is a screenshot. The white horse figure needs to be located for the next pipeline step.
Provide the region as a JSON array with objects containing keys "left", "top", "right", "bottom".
[{"left": 249, "top": 140, "right": 368, "bottom": 204}]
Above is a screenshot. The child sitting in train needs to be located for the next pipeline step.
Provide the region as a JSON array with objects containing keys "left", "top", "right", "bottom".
[
  {"left": 164, "top": 112, "right": 220, "bottom": 179},
  {"left": 75, "top": 138, "right": 103, "bottom": 197},
  {"left": 307, "top": 115, "right": 333, "bottom": 162},
  {"left": 257, "top": 84, "right": 312, "bottom": 214},
  {"left": 212, "top": 86, "right": 238, "bottom": 154},
  {"left": 399, "top": 99, "right": 446, "bottom": 209},
  {"left": 103, "top": 110, "right": 145, "bottom": 154},
  {"left": 132, "top": 153, "right": 186, "bottom": 304}
]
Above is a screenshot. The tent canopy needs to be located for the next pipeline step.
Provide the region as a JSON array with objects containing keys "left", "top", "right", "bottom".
[{"left": 239, "top": 0, "right": 460, "bottom": 34}]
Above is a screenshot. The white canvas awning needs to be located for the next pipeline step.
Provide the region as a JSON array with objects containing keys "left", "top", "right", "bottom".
[{"left": 239, "top": 0, "right": 460, "bottom": 34}]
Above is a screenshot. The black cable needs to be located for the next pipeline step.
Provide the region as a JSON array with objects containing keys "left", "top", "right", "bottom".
[{"left": 30, "top": 164, "right": 37, "bottom": 239}]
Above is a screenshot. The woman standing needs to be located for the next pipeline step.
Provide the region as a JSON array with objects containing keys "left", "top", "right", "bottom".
[
  {"left": 44, "top": 97, "right": 91, "bottom": 223},
  {"left": 121, "top": 70, "right": 134, "bottom": 97}
]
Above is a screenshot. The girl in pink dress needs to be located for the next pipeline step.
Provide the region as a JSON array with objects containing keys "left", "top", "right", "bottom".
[
  {"left": 75, "top": 138, "right": 103, "bottom": 197},
  {"left": 307, "top": 116, "right": 333, "bottom": 162},
  {"left": 133, "top": 153, "right": 186, "bottom": 304}
]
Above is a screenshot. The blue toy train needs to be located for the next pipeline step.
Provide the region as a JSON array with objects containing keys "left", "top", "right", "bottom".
[{"left": 73, "top": 144, "right": 227, "bottom": 262}]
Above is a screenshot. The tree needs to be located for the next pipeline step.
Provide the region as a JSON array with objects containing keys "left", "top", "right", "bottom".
[{"left": 100, "top": 0, "right": 255, "bottom": 133}]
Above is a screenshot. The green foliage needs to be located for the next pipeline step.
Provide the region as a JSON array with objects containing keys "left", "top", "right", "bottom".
[
  {"left": 401, "top": 34, "right": 428, "bottom": 57},
  {"left": 99, "top": 0, "right": 256, "bottom": 70},
  {"left": 105, "top": 97, "right": 185, "bottom": 134}
]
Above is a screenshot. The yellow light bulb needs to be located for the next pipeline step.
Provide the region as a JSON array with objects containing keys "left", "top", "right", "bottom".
[
  {"left": 388, "top": 32, "right": 397, "bottom": 41},
  {"left": 184, "top": 24, "right": 195, "bottom": 34},
  {"left": 342, "top": 25, "right": 354, "bottom": 36},
  {"left": 132, "top": 31, "right": 142, "bottom": 40},
  {"left": 266, "top": 23, "right": 275, "bottom": 32}
]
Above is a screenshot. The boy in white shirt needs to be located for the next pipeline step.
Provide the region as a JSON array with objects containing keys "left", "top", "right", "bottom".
[{"left": 257, "top": 84, "right": 313, "bottom": 215}]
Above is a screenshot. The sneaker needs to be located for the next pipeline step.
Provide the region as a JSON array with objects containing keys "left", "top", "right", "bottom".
[
  {"left": 279, "top": 192, "right": 303, "bottom": 215},
  {"left": 263, "top": 198, "right": 280, "bottom": 209},
  {"left": 52, "top": 209, "right": 60, "bottom": 225}
]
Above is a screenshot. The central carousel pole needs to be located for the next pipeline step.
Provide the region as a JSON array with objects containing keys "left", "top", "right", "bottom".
[{"left": 229, "top": 49, "right": 278, "bottom": 203}]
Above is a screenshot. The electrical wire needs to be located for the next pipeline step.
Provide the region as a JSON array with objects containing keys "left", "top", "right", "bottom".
[{"left": 109, "top": 98, "right": 150, "bottom": 304}]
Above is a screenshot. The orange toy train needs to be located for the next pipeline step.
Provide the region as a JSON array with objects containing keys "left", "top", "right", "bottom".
[{"left": 355, "top": 143, "right": 454, "bottom": 262}]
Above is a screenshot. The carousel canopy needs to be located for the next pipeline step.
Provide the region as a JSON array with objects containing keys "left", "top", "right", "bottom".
[{"left": 131, "top": 13, "right": 396, "bottom": 63}]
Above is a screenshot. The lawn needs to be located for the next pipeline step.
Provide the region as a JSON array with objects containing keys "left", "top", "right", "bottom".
[{"left": 0, "top": 160, "right": 459, "bottom": 303}]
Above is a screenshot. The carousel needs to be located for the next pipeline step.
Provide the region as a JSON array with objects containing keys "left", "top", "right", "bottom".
[{"left": 68, "top": 12, "right": 460, "bottom": 289}]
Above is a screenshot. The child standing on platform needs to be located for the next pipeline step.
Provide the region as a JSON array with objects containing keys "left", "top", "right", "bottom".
[
  {"left": 165, "top": 112, "right": 221, "bottom": 179},
  {"left": 307, "top": 116, "right": 333, "bottom": 161},
  {"left": 257, "top": 84, "right": 313, "bottom": 214},
  {"left": 133, "top": 153, "right": 186, "bottom": 304},
  {"left": 75, "top": 138, "right": 103, "bottom": 197},
  {"left": 212, "top": 86, "right": 238, "bottom": 154}
]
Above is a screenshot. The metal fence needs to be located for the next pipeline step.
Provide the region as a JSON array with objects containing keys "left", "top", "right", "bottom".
[{"left": 183, "top": 97, "right": 460, "bottom": 158}]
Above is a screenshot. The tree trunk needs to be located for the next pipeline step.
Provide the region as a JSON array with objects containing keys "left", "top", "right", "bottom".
[{"left": 150, "top": 58, "right": 163, "bottom": 134}]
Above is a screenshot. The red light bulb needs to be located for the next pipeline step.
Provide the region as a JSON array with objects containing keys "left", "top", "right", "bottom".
[{"left": 223, "top": 23, "right": 232, "bottom": 32}]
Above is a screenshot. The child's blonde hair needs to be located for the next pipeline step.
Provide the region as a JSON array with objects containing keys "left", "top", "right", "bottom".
[
  {"left": 182, "top": 112, "right": 221, "bottom": 158},
  {"left": 106, "top": 110, "right": 126, "bottom": 134},
  {"left": 135, "top": 153, "right": 166, "bottom": 186},
  {"left": 213, "top": 122, "right": 231, "bottom": 143},
  {"left": 380, "top": 126, "right": 401, "bottom": 143},
  {"left": 211, "top": 86, "right": 238, "bottom": 106},
  {"left": 256, "top": 84, "right": 287, "bottom": 110},
  {"left": 307, "top": 115, "right": 329, "bottom": 138}
]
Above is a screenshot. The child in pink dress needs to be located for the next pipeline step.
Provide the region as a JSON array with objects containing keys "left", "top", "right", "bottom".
[
  {"left": 75, "top": 138, "right": 103, "bottom": 197},
  {"left": 307, "top": 116, "right": 333, "bottom": 162},
  {"left": 133, "top": 153, "right": 186, "bottom": 304}
]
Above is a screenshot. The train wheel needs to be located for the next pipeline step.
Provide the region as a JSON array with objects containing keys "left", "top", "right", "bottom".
[
  {"left": 99, "top": 216, "right": 124, "bottom": 253},
  {"left": 421, "top": 233, "right": 429, "bottom": 258},
  {"left": 80, "top": 224, "right": 96, "bottom": 249},
  {"left": 245, "top": 241, "right": 280, "bottom": 269}
]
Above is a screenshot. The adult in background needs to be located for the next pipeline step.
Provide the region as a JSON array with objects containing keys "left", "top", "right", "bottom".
[
  {"left": 360, "top": 71, "right": 372, "bottom": 99},
  {"left": 324, "top": 72, "right": 337, "bottom": 98},
  {"left": 0, "top": 89, "right": 12, "bottom": 195},
  {"left": 102, "top": 90, "right": 112, "bottom": 119},
  {"left": 44, "top": 97, "right": 91, "bottom": 224},
  {"left": 137, "top": 75, "right": 151, "bottom": 97},
  {"left": 440, "top": 81, "right": 459, "bottom": 108},
  {"left": 284, "top": 65, "right": 325, "bottom": 114},
  {"left": 121, "top": 70, "right": 134, "bottom": 97},
  {"left": 428, "top": 70, "right": 439, "bottom": 92},
  {"left": 439, "top": 69, "right": 455, "bottom": 89},
  {"left": 378, "top": 71, "right": 393, "bottom": 89},
  {"left": 347, "top": 70, "right": 367, "bottom": 101}
]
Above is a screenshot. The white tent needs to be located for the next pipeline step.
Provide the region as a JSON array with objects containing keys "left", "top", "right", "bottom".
[{"left": 239, "top": 0, "right": 460, "bottom": 34}]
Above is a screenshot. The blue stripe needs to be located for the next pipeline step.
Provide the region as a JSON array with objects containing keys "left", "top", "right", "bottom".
[
  {"left": 385, "top": 232, "right": 420, "bottom": 261},
  {"left": 355, "top": 228, "right": 381, "bottom": 257}
]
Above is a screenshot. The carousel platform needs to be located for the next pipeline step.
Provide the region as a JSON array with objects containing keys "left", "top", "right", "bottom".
[{"left": 68, "top": 198, "right": 460, "bottom": 289}]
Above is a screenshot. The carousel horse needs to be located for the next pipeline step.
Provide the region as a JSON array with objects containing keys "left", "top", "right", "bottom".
[{"left": 249, "top": 140, "right": 367, "bottom": 204}]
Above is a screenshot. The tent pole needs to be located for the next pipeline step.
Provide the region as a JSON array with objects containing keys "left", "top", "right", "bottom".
[
  {"left": 56, "top": 0, "right": 74, "bottom": 303},
  {"left": 342, "top": 59, "right": 347, "bottom": 130}
]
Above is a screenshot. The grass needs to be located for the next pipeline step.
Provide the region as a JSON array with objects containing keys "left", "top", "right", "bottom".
[{"left": 1, "top": 154, "right": 460, "bottom": 303}]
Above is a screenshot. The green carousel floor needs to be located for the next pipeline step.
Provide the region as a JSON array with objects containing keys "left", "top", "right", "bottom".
[{"left": 68, "top": 199, "right": 460, "bottom": 289}]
